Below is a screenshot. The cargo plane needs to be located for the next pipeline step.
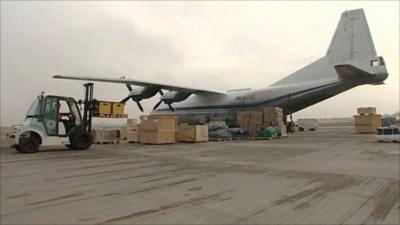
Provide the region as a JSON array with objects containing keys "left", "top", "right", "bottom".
[{"left": 54, "top": 9, "right": 388, "bottom": 125}]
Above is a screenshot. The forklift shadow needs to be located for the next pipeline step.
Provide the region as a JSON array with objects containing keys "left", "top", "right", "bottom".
[{"left": 38, "top": 146, "right": 90, "bottom": 153}]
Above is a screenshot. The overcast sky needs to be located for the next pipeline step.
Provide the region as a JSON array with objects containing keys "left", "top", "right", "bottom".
[{"left": 1, "top": 1, "right": 399, "bottom": 126}]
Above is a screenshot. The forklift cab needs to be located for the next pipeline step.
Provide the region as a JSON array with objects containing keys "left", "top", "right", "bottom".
[
  {"left": 14, "top": 94, "right": 92, "bottom": 153},
  {"left": 26, "top": 95, "right": 82, "bottom": 136}
]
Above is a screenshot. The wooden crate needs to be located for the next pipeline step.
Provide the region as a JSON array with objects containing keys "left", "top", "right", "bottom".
[
  {"left": 139, "top": 131, "right": 175, "bottom": 144},
  {"left": 354, "top": 114, "right": 381, "bottom": 134},
  {"left": 178, "top": 125, "right": 208, "bottom": 142},
  {"left": 357, "top": 107, "right": 377, "bottom": 115}
]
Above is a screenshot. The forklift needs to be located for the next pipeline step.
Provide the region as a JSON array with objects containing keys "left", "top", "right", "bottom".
[{"left": 11, "top": 83, "right": 104, "bottom": 153}]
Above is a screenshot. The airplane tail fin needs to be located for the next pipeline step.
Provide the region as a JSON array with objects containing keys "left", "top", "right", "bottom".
[
  {"left": 326, "top": 9, "right": 377, "bottom": 62},
  {"left": 271, "top": 9, "right": 383, "bottom": 87}
]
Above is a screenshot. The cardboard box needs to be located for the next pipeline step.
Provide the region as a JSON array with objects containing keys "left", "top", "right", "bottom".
[
  {"left": 237, "top": 111, "right": 263, "bottom": 125},
  {"left": 178, "top": 125, "right": 208, "bottom": 142},
  {"left": 248, "top": 124, "right": 263, "bottom": 137},
  {"left": 112, "top": 103, "right": 125, "bottom": 115},
  {"left": 237, "top": 111, "right": 264, "bottom": 136},
  {"left": 98, "top": 102, "right": 112, "bottom": 114},
  {"left": 263, "top": 107, "right": 283, "bottom": 122},
  {"left": 357, "top": 107, "right": 376, "bottom": 115},
  {"left": 263, "top": 107, "right": 283, "bottom": 114},
  {"left": 250, "top": 111, "right": 264, "bottom": 124},
  {"left": 264, "top": 120, "right": 284, "bottom": 127},
  {"left": 139, "top": 131, "right": 175, "bottom": 144}
]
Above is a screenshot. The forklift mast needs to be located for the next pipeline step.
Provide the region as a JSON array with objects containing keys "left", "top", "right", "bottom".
[{"left": 82, "top": 83, "right": 94, "bottom": 132}]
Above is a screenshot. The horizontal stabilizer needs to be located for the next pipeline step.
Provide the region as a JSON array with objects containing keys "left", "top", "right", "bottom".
[{"left": 334, "top": 64, "right": 371, "bottom": 79}]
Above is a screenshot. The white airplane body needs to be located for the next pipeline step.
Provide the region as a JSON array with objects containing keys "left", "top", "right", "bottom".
[{"left": 54, "top": 9, "right": 388, "bottom": 125}]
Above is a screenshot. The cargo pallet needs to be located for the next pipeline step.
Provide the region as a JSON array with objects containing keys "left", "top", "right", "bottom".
[
  {"left": 209, "top": 137, "right": 233, "bottom": 142},
  {"left": 94, "top": 113, "right": 128, "bottom": 118},
  {"left": 250, "top": 136, "right": 275, "bottom": 140},
  {"left": 209, "top": 136, "right": 251, "bottom": 142},
  {"left": 179, "top": 140, "right": 209, "bottom": 143},
  {"left": 232, "top": 136, "right": 250, "bottom": 140},
  {"left": 93, "top": 140, "right": 120, "bottom": 144},
  {"left": 139, "top": 142, "right": 175, "bottom": 145}
]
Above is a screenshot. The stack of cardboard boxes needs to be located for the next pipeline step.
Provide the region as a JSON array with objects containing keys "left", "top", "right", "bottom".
[
  {"left": 263, "top": 107, "right": 284, "bottom": 127},
  {"left": 177, "top": 124, "right": 209, "bottom": 142},
  {"left": 263, "top": 107, "right": 286, "bottom": 136},
  {"left": 236, "top": 107, "right": 285, "bottom": 137},
  {"left": 354, "top": 107, "right": 382, "bottom": 134},
  {"left": 237, "top": 111, "right": 264, "bottom": 136},
  {"left": 126, "top": 118, "right": 139, "bottom": 143},
  {"left": 138, "top": 115, "right": 177, "bottom": 144}
]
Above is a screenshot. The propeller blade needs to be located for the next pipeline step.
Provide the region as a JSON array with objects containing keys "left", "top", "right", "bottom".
[
  {"left": 153, "top": 100, "right": 163, "bottom": 110},
  {"left": 158, "top": 90, "right": 164, "bottom": 96},
  {"left": 167, "top": 104, "right": 174, "bottom": 112},
  {"left": 125, "top": 84, "right": 132, "bottom": 91},
  {"left": 120, "top": 96, "right": 131, "bottom": 103},
  {"left": 136, "top": 101, "right": 144, "bottom": 112}
]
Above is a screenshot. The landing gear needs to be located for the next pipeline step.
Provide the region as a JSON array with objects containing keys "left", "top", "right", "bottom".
[{"left": 286, "top": 112, "right": 296, "bottom": 133}]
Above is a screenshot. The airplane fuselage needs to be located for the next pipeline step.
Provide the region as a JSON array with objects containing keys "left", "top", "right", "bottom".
[{"left": 154, "top": 56, "right": 388, "bottom": 125}]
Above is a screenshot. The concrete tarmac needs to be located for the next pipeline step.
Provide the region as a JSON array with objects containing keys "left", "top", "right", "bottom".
[{"left": 1, "top": 126, "right": 399, "bottom": 224}]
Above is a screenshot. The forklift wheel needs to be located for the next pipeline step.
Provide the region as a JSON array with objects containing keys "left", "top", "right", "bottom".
[
  {"left": 17, "top": 137, "right": 39, "bottom": 153},
  {"left": 69, "top": 128, "right": 93, "bottom": 150}
]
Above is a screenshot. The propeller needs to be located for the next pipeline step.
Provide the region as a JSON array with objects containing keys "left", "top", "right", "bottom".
[
  {"left": 153, "top": 99, "right": 174, "bottom": 112},
  {"left": 153, "top": 91, "right": 191, "bottom": 112},
  {"left": 120, "top": 84, "right": 144, "bottom": 112}
]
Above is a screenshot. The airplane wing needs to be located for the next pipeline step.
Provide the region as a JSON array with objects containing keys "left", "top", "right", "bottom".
[{"left": 53, "top": 75, "right": 225, "bottom": 95}]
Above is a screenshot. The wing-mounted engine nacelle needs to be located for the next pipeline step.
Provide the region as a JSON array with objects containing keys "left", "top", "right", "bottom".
[
  {"left": 129, "top": 86, "right": 161, "bottom": 100},
  {"left": 153, "top": 91, "right": 192, "bottom": 111},
  {"left": 121, "top": 84, "right": 162, "bottom": 112}
]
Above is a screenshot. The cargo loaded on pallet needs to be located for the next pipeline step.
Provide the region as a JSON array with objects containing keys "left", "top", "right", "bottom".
[
  {"left": 354, "top": 107, "right": 382, "bottom": 134},
  {"left": 93, "top": 100, "right": 128, "bottom": 118}
]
